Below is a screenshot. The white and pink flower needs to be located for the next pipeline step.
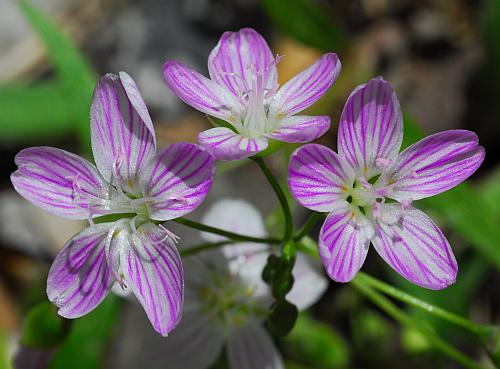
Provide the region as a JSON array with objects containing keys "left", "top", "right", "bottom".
[
  {"left": 163, "top": 28, "right": 341, "bottom": 160},
  {"left": 11, "top": 72, "right": 216, "bottom": 336},
  {"left": 288, "top": 77, "right": 485, "bottom": 289}
]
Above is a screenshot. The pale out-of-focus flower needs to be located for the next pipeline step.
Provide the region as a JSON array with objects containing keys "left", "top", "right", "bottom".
[
  {"left": 288, "top": 77, "right": 485, "bottom": 289},
  {"left": 161, "top": 199, "right": 327, "bottom": 369}
]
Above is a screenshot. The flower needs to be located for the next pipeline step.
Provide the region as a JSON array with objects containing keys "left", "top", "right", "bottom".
[
  {"left": 163, "top": 28, "right": 341, "bottom": 161},
  {"left": 161, "top": 199, "right": 327, "bottom": 369},
  {"left": 288, "top": 77, "right": 485, "bottom": 290},
  {"left": 11, "top": 72, "right": 215, "bottom": 336}
]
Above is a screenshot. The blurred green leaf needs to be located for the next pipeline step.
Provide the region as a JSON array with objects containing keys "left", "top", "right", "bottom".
[
  {"left": 479, "top": 168, "right": 500, "bottom": 216},
  {"left": 282, "top": 313, "right": 350, "bottom": 368},
  {"left": 401, "top": 327, "right": 433, "bottom": 354},
  {"left": 18, "top": 0, "right": 96, "bottom": 150},
  {"left": 261, "top": 0, "right": 345, "bottom": 51},
  {"left": 0, "top": 329, "right": 13, "bottom": 369},
  {"left": 20, "top": 302, "right": 68, "bottom": 349},
  {"left": 483, "top": 0, "right": 500, "bottom": 84},
  {"left": 0, "top": 83, "right": 72, "bottom": 142},
  {"left": 49, "top": 295, "right": 121, "bottom": 369}
]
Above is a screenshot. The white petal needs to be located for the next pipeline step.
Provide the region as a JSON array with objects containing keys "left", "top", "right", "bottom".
[
  {"left": 287, "top": 253, "right": 328, "bottom": 310},
  {"left": 227, "top": 320, "right": 285, "bottom": 369}
]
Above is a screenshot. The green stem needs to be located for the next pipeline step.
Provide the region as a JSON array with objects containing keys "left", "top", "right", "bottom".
[
  {"left": 180, "top": 241, "right": 236, "bottom": 257},
  {"left": 355, "top": 272, "right": 493, "bottom": 338},
  {"left": 251, "top": 157, "right": 293, "bottom": 244},
  {"left": 294, "top": 212, "right": 324, "bottom": 241},
  {"left": 172, "top": 217, "right": 280, "bottom": 244},
  {"left": 351, "top": 279, "right": 488, "bottom": 369}
]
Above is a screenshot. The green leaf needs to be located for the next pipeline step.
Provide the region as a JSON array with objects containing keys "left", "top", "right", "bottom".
[
  {"left": 282, "top": 313, "right": 350, "bottom": 368},
  {"left": 20, "top": 302, "right": 68, "bottom": 349},
  {"left": 18, "top": 0, "right": 97, "bottom": 151},
  {"left": 0, "top": 83, "right": 72, "bottom": 142},
  {"left": 479, "top": 168, "right": 500, "bottom": 216},
  {"left": 261, "top": 0, "right": 345, "bottom": 51},
  {"left": 49, "top": 295, "right": 121, "bottom": 369},
  {"left": 0, "top": 329, "right": 12, "bottom": 369}
]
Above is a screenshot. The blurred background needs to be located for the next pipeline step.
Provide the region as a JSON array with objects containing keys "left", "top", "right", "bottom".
[{"left": 0, "top": 0, "right": 499, "bottom": 368}]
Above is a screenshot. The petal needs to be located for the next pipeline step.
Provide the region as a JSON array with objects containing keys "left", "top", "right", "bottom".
[
  {"left": 388, "top": 130, "right": 485, "bottom": 201},
  {"left": 11, "top": 147, "right": 109, "bottom": 219},
  {"left": 90, "top": 72, "right": 156, "bottom": 193},
  {"left": 160, "top": 311, "right": 225, "bottom": 369},
  {"left": 198, "top": 127, "right": 268, "bottom": 161},
  {"left": 337, "top": 77, "right": 403, "bottom": 174},
  {"left": 208, "top": 28, "right": 277, "bottom": 98},
  {"left": 319, "top": 203, "right": 370, "bottom": 282},
  {"left": 269, "top": 53, "right": 340, "bottom": 117},
  {"left": 163, "top": 61, "right": 239, "bottom": 122},
  {"left": 287, "top": 253, "right": 328, "bottom": 310},
  {"left": 227, "top": 320, "right": 285, "bottom": 369},
  {"left": 266, "top": 115, "right": 330, "bottom": 143},
  {"left": 200, "top": 199, "right": 270, "bottom": 298},
  {"left": 200, "top": 199, "right": 266, "bottom": 242},
  {"left": 372, "top": 205, "right": 458, "bottom": 290},
  {"left": 122, "top": 222, "right": 184, "bottom": 336},
  {"left": 47, "top": 224, "right": 114, "bottom": 318},
  {"left": 288, "top": 144, "right": 355, "bottom": 212},
  {"left": 139, "top": 143, "right": 215, "bottom": 220}
]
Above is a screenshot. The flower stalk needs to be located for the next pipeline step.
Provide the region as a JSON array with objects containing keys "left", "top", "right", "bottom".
[
  {"left": 251, "top": 157, "right": 293, "bottom": 245},
  {"left": 351, "top": 278, "right": 489, "bottom": 369},
  {"left": 354, "top": 272, "right": 495, "bottom": 338},
  {"left": 172, "top": 217, "right": 281, "bottom": 244}
]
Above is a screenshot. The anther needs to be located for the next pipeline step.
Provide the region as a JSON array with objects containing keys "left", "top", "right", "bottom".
[
  {"left": 401, "top": 198, "right": 412, "bottom": 211},
  {"left": 159, "top": 224, "right": 181, "bottom": 243}
]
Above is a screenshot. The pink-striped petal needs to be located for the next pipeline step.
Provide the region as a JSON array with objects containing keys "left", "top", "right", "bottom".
[
  {"left": 47, "top": 224, "right": 114, "bottom": 318},
  {"left": 227, "top": 319, "right": 285, "bottom": 369},
  {"left": 122, "top": 222, "right": 183, "bottom": 336},
  {"left": 11, "top": 147, "right": 109, "bottom": 219},
  {"left": 208, "top": 28, "right": 277, "bottom": 98},
  {"left": 198, "top": 127, "right": 268, "bottom": 161},
  {"left": 269, "top": 53, "right": 340, "bottom": 117},
  {"left": 372, "top": 204, "right": 458, "bottom": 290},
  {"left": 90, "top": 72, "right": 156, "bottom": 193},
  {"left": 163, "top": 61, "right": 239, "bottom": 122},
  {"left": 337, "top": 77, "right": 403, "bottom": 175},
  {"left": 388, "top": 130, "right": 485, "bottom": 201},
  {"left": 266, "top": 115, "right": 330, "bottom": 143},
  {"left": 319, "top": 204, "right": 370, "bottom": 282},
  {"left": 139, "top": 143, "right": 215, "bottom": 220},
  {"left": 288, "top": 144, "right": 354, "bottom": 212}
]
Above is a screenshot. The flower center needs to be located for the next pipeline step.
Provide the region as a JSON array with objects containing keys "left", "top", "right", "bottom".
[
  {"left": 198, "top": 268, "right": 264, "bottom": 323},
  {"left": 226, "top": 56, "right": 282, "bottom": 138}
]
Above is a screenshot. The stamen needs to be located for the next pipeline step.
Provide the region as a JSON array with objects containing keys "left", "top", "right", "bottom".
[
  {"left": 358, "top": 176, "right": 371, "bottom": 190},
  {"left": 159, "top": 224, "right": 181, "bottom": 243},
  {"left": 168, "top": 194, "right": 189, "bottom": 203},
  {"left": 401, "top": 198, "right": 412, "bottom": 211}
]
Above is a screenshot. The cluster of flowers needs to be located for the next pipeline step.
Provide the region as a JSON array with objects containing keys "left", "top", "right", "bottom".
[{"left": 10, "top": 28, "right": 484, "bottom": 368}]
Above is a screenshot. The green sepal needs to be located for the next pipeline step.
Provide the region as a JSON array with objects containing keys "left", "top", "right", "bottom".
[{"left": 266, "top": 299, "right": 299, "bottom": 337}]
